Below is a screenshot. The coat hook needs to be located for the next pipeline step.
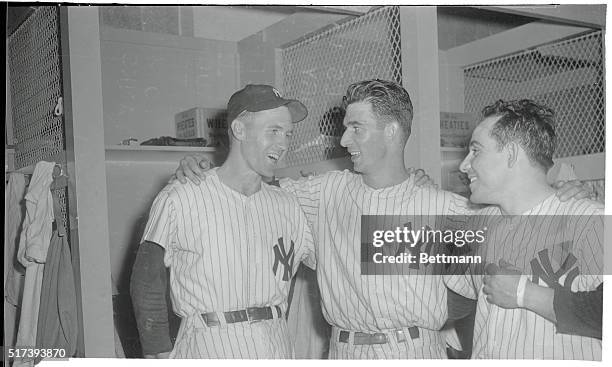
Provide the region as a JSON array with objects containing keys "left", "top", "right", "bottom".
[{"left": 54, "top": 97, "right": 63, "bottom": 117}]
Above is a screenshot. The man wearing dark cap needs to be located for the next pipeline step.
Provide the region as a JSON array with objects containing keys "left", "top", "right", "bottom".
[{"left": 130, "top": 85, "right": 316, "bottom": 358}]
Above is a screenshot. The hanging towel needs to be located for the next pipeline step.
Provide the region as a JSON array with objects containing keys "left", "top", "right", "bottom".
[
  {"left": 34, "top": 196, "right": 78, "bottom": 364},
  {"left": 13, "top": 161, "right": 55, "bottom": 367},
  {"left": 17, "top": 161, "right": 55, "bottom": 264},
  {"left": 4, "top": 173, "right": 27, "bottom": 349}
]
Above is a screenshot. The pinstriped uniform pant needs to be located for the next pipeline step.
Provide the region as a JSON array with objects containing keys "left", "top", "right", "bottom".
[{"left": 170, "top": 315, "right": 293, "bottom": 359}]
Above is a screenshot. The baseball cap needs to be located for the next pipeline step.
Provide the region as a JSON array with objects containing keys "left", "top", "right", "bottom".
[{"left": 226, "top": 84, "right": 308, "bottom": 125}]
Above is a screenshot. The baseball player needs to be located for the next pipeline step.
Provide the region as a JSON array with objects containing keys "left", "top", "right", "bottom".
[
  {"left": 175, "top": 81, "right": 593, "bottom": 359},
  {"left": 130, "top": 85, "right": 316, "bottom": 358},
  {"left": 445, "top": 99, "right": 603, "bottom": 360}
]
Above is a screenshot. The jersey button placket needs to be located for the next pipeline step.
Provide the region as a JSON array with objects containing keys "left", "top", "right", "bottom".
[
  {"left": 243, "top": 197, "right": 251, "bottom": 302},
  {"left": 245, "top": 197, "right": 257, "bottom": 301}
]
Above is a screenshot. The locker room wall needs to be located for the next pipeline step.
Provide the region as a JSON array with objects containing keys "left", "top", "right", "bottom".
[
  {"left": 99, "top": 28, "right": 239, "bottom": 145},
  {"left": 237, "top": 12, "right": 350, "bottom": 91}
]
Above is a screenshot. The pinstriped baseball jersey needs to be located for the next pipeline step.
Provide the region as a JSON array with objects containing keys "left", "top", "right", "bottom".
[
  {"left": 142, "top": 168, "right": 315, "bottom": 358},
  {"left": 446, "top": 194, "right": 603, "bottom": 360},
  {"left": 281, "top": 169, "right": 476, "bottom": 358}
]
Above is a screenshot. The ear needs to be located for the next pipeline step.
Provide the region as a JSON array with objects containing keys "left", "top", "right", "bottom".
[
  {"left": 506, "top": 141, "right": 519, "bottom": 168},
  {"left": 384, "top": 121, "right": 399, "bottom": 139},
  {"left": 231, "top": 119, "right": 246, "bottom": 141}
]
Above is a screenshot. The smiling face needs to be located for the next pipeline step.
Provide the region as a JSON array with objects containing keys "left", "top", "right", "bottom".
[
  {"left": 239, "top": 106, "right": 293, "bottom": 178},
  {"left": 340, "top": 101, "right": 388, "bottom": 175},
  {"left": 459, "top": 115, "right": 511, "bottom": 205}
]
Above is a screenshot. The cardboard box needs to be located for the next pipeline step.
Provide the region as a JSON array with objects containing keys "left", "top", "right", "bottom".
[
  {"left": 175, "top": 107, "right": 228, "bottom": 148},
  {"left": 440, "top": 112, "right": 478, "bottom": 148}
]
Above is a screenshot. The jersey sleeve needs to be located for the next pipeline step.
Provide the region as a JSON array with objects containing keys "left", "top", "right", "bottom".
[
  {"left": 570, "top": 208, "right": 604, "bottom": 290},
  {"left": 444, "top": 273, "right": 478, "bottom": 300},
  {"left": 279, "top": 174, "right": 324, "bottom": 227},
  {"left": 292, "top": 202, "right": 317, "bottom": 270},
  {"left": 141, "top": 186, "right": 178, "bottom": 265}
]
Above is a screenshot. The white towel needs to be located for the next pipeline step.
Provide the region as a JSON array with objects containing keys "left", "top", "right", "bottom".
[
  {"left": 4, "top": 172, "right": 27, "bottom": 349},
  {"left": 13, "top": 161, "right": 55, "bottom": 367},
  {"left": 17, "top": 161, "right": 55, "bottom": 265}
]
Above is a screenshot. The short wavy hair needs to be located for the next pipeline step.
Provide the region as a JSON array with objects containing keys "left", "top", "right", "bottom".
[
  {"left": 482, "top": 99, "right": 556, "bottom": 170},
  {"left": 343, "top": 79, "right": 413, "bottom": 137}
]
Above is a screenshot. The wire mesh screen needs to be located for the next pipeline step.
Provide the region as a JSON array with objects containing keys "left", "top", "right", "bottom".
[
  {"left": 8, "top": 6, "right": 69, "bottom": 229},
  {"left": 464, "top": 31, "right": 605, "bottom": 159},
  {"left": 9, "top": 6, "right": 65, "bottom": 168},
  {"left": 280, "top": 6, "right": 402, "bottom": 167}
]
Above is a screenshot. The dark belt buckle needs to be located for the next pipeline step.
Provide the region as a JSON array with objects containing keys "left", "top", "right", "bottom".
[
  {"left": 224, "top": 310, "right": 248, "bottom": 324},
  {"left": 353, "top": 332, "right": 387, "bottom": 345},
  {"left": 247, "top": 307, "right": 273, "bottom": 323},
  {"left": 370, "top": 333, "right": 387, "bottom": 345}
]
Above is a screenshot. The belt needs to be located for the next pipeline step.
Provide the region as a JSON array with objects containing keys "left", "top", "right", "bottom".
[
  {"left": 202, "top": 306, "right": 282, "bottom": 326},
  {"left": 338, "top": 327, "right": 420, "bottom": 345}
]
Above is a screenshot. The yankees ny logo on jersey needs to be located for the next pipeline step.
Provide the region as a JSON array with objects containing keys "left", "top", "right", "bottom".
[
  {"left": 273, "top": 237, "right": 295, "bottom": 281},
  {"left": 530, "top": 246, "right": 580, "bottom": 289}
]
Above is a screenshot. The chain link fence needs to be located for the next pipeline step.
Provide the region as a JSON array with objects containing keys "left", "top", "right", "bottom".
[
  {"left": 9, "top": 6, "right": 65, "bottom": 168},
  {"left": 280, "top": 6, "right": 402, "bottom": 167},
  {"left": 464, "top": 31, "right": 605, "bottom": 159},
  {"left": 8, "top": 6, "right": 69, "bottom": 229}
]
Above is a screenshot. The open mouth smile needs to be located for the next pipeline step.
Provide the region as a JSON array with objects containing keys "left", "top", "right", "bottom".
[{"left": 266, "top": 152, "right": 281, "bottom": 163}]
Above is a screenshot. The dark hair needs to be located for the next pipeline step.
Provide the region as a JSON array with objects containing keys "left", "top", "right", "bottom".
[
  {"left": 343, "top": 79, "right": 413, "bottom": 137},
  {"left": 482, "top": 99, "right": 556, "bottom": 170}
]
